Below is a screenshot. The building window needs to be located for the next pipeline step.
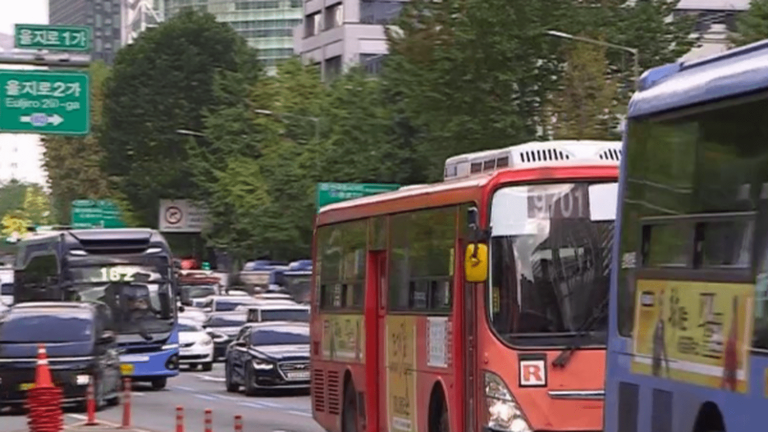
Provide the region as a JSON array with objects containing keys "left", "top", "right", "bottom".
[
  {"left": 360, "top": 0, "right": 405, "bottom": 25},
  {"left": 325, "top": 56, "right": 342, "bottom": 81},
  {"left": 305, "top": 12, "right": 321, "bottom": 37},
  {"left": 361, "top": 54, "right": 386, "bottom": 75},
  {"left": 235, "top": 1, "right": 279, "bottom": 10},
  {"left": 96, "top": 14, "right": 103, "bottom": 28},
  {"left": 325, "top": 3, "right": 343, "bottom": 30},
  {"left": 290, "top": 0, "right": 302, "bottom": 7}
]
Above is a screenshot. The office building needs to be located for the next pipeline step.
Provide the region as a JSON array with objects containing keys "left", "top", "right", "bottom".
[
  {"left": 124, "top": 0, "right": 163, "bottom": 45},
  {"left": 295, "top": 0, "right": 403, "bottom": 81},
  {"left": 49, "top": 0, "right": 123, "bottom": 64},
  {"left": 675, "top": 0, "right": 750, "bottom": 61},
  {"left": 162, "top": 0, "right": 303, "bottom": 71},
  {"left": 0, "top": 34, "right": 48, "bottom": 186}
]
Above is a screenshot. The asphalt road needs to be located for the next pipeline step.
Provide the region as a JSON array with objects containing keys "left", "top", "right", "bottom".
[{"left": 0, "top": 364, "right": 324, "bottom": 432}]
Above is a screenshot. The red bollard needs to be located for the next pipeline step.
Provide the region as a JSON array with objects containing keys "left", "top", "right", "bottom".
[
  {"left": 204, "top": 408, "right": 213, "bottom": 432},
  {"left": 176, "top": 406, "right": 184, "bottom": 432},
  {"left": 121, "top": 377, "right": 132, "bottom": 429},
  {"left": 234, "top": 415, "right": 243, "bottom": 432},
  {"left": 86, "top": 381, "right": 97, "bottom": 425}
]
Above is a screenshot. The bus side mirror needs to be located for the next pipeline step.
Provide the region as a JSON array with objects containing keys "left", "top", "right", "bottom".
[{"left": 465, "top": 243, "right": 488, "bottom": 283}]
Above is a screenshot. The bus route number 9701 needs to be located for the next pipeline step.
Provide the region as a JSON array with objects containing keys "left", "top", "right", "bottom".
[{"left": 527, "top": 184, "right": 589, "bottom": 219}]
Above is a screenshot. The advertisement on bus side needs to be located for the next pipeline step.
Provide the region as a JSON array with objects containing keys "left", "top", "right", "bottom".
[
  {"left": 386, "top": 315, "right": 417, "bottom": 432},
  {"left": 321, "top": 314, "right": 364, "bottom": 362},
  {"left": 631, "top": 279, "right": 753, "bottom": 393}
]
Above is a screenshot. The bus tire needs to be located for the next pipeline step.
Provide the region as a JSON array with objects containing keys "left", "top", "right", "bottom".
[
  {"left": 151, "top": 377, "right": 167, "bottom": 391},
  {"left": 429, "top": 385, "right": 449, "bottom": 432},
  {"left": 341, "top": 380, "right": 358, "bottom": 432}
]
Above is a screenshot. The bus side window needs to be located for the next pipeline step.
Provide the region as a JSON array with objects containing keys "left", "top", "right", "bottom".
[
  {"left": 754, "top": 245, "right": 768, "bottom": 350},
  {"left": 18, "top": 254, "right": 58, "bottom": 301}
]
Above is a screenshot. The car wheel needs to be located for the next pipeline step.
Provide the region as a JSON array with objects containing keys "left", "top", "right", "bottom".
[
  {"left": 201, "top": 362, "right": 213, "bottom": 372},
  {"left": 224, "top": 361, "right": 239, "bottom": 393},
  {"left": 151, "top": 378, "right": 167, "bottom": 391},
  {"left": 244, "top": 364, "right": 258, "bottom": 397}
]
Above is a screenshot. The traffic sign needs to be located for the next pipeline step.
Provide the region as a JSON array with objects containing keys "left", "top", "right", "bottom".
[
  {"left": 316, "top": 183, "right": 400, "bottom": 211},
  {"left": 14, "top": 24, "right": 91, "bottom": 51},
  {"left": 71, "top": 199, "right": 126, "bottom": 229},
  {"left": 0, "top": 70, "right": 90, "bottom": 135}
]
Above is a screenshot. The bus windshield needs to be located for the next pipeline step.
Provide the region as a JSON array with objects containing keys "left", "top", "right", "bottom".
[
  {"left": 489, "top": 181, "right": 617, "bottom": 346},
  {"left": 66, "top": 264, "right": 174, "bottom": 337},
  {"left": 284, "top": 275, "right": 310, "bottom": 303}
]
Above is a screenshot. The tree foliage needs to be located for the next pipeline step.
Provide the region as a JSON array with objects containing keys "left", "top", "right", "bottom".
[
  {"left": 732, "top": 0, "right": 768, "bottom": 47},
  {"left": 100, "top": 9, "right": 259, "bottom": 226},
  {"left": 42, "top": 61, "right": 112, "bottom": 224}
]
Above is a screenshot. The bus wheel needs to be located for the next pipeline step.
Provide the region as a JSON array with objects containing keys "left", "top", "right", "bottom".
[
  {"left": 341, "top": 380, "right": 358, "bottom": 432},
  {"left": 151, "top": 378, "right": 167, "bottom": 390}
]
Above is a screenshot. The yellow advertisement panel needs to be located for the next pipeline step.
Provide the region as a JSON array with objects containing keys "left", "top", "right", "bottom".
[
  {"left": 631, "top": 279, "right": 753, "bottom": 393},
  {"left": 387, "top": 315, "right": 417, "bottom": 432},
  {"left": 321, "top": 314, "right": 364, "bottom": 363}
]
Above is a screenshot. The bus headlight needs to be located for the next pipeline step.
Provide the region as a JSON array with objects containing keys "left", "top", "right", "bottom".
[{"left": 484, "top": 372, "right": 532, "bottom": 432}]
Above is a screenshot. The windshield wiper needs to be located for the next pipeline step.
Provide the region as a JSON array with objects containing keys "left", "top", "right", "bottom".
[{"left": 552, "top": 297, "right": 609, "bottom": 368}]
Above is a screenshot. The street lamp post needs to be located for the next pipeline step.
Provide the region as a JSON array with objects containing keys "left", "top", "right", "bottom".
[
  {"left": 254, "top": 109, "right": 320, "bottom": 141},
  {"left": 546, "top": 30, "right": 640, "bottom": 90}
]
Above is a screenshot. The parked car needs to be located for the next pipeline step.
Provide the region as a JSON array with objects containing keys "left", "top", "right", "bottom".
[
  {"left": 242, "top": 304, "right": 309, "bottom": 324},
  {"left": 224, "top": 322, "right": 310, "bottom": 395},
  {"left": 0, "top": 302, "right": 122, "bottom": 409},
  {"left": 199, "top": 295, "right": 260, "bottom": 313},
  {"left": 203, "top": 312, "right": 248, "bottom": 360},
  {"left": 178, "top": 319, "right": 214, "bottom": 371}
]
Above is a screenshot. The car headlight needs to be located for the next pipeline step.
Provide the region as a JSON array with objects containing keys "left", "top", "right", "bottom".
[
  {"left": 485, "top": 372, "right": 532, "bottom": 432},
  {"left": 75, "top": 375, "right": 91, "bottom": 386},
  {"left": 252, "top": 358, "right": 274, "bottom": 370},
  {"left": 199, "top": 337, "right": 212, "bottom": 346}
]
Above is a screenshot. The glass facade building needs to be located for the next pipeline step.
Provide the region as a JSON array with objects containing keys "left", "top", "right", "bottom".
[
  {"left": 49, "top": 0, "right": 123, "bottom": 64},
  {"left": 163, "top": 0, "right": 303, "bottom": 70}
]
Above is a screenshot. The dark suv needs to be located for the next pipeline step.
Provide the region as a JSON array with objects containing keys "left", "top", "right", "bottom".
[{"left": 0, "top": 302, "right": 122, "bottom": 409}]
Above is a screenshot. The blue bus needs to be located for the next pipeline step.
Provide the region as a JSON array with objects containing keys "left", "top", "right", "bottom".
[
  {"left": 13, "top": 228, "right": 180, "bottom": 390},
  {"left": 270, "top": 260, "right": 311, "bottom": 303},
  {"left": 605, "top": 41, "right": 768, "bottom": 432}
]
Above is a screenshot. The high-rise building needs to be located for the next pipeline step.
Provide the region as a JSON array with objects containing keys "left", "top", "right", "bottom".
[
  {"left": 162, "top": 0, "right": 303, "bottom": 71},
  {"left": 123, "top": 0, "right": 163, "bottom": 45},
  {"left": 295, "top": 0, "right": 404, "bottom": 81},
  {"left": 49, "top": 0, "right": 123, "bottom": 64}
]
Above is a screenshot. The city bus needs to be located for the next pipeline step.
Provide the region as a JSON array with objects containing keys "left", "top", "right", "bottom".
[
  {"left": 604, "top": 40, "right": 768, "bottom": 432},
  {"left": 310, "top": 140, "right": 621, "bottom": 432},
  {"left": 13, "top": 228, "right": 180, "bottom": 390}
]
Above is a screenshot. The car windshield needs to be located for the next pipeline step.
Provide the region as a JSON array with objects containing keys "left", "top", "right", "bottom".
[
  {"left": 178, "top": 321, "right": 202, "bottom": 332},
  {"left": 67, "top": 265, "right": 174, "bottom": 337},
  {"left": 1, "top": 283, "right": 13, "bottom": 295},
  {"left": 215, "top": 298, "right": 254, "bottom": 311},
  {"left": 250, "top": 328, "right": 309, "bottom": 346},
  {"left": 489, "top": 182, "right": 617, "bottom": 346},
  {"left": 206, "top": 315, "right": 246, "bottom": 328},
  {"left": 0, "top": 312, "right": 94, "bottom": 343},
  {"left": 284, "top": 275, "right": 311, "bottom": 303},
  {"left": 182, "top": 285, "right": 216, "bottom": 299},
  {"left": 260, "top": 309, "right": 309, "bottom": 323}
]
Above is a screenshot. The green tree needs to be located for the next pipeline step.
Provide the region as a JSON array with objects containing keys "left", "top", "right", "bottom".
[
  {"left": 42, "top": 61, "right": 113, "bottom": 224},
  {"left": 547, "top": 42, "right": 618, "bottom": 140},
  {"left": 22, "top": 185, "right": 53, "bottom": 226},
  {"left": 100, "top": 9, "right": 259, "bottom": 227},
  {"left": 0, "top": 180, "right": 29, "bottom": 220},
  {"left": 732, "top": 0, "right": 768, "bottom": 47}
]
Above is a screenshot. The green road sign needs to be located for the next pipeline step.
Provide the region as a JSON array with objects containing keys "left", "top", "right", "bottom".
[
  {"left": 0, "top": 70, "right": 90, "bottom": 135},
  {"left": 14, "top": 24, "right": 91, "bottom": 51},
  {"left": 316, "top": 183, "right": 400, "bottom": 211},
  {"left": 71, "top": 199, "right": 126, "bottom": 229}
]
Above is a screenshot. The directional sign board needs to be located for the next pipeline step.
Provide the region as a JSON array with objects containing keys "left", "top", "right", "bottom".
[
  {"left": 316, "top": 183, "right": 400, "bottom": 212},
  {"left": 71, "top": 200, "right": 126, "bottom": 229},
  {"left": 0, "top": 70, "right": 90, "bottom": 135},
  {"left": 14, "top": 24, "right": 91, "bottom": 51}
]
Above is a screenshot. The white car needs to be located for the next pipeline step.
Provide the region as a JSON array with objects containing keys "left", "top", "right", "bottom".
[
  {"left": 178, "top": 319, "right": 214, "bottom": 371},
  {"left": 179, "top": 306, "right": 207, "bottom": 324}
]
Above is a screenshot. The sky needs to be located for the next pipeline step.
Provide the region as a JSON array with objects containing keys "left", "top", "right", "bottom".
[{"left": 0, "top": 0, "right": 48, "bottom": 36}]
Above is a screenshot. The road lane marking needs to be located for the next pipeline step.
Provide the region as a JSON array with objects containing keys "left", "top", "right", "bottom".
[
  {"left": 257, "top": 401, "right": 282, "bottom": 408},
  {"left": 214, "top": 394, "right": 239, "bottom": 401},
  {"left": 172, "top": 385, "right": 195, "bottom": 391},
  {"left": 288, "top": 410, "right": 312, "bottom": 417},
  {"left": 238, "top": 401, "right": 267, "bottom": 409},
  {"left": 194, "top": 394, "right": 216, "bottom": 401},
  {"left": 193, "top": 374, "right": 225, "bottom": 382},
  {"left": 65, "top": 415, "right": 154, "bottom": 432}
]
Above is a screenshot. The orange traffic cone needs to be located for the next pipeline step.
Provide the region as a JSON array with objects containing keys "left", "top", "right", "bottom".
[{"left": 35, "top": 344, "right": 54, "bottom": 389}]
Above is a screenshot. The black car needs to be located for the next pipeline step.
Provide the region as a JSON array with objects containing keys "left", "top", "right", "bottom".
[
  {"left": 0, "top": 302, "right": 122, "bottom": 409},
  {"left": 203, "top": 313, "right": 248, "bottom": 360},
  {"left": 224, "top": 322, "right": 310, "bottom": 395}
]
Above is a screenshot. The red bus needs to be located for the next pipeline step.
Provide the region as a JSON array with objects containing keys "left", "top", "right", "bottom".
[{"left": 310, "top": 140, "right": 621, "bottom": 432}]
